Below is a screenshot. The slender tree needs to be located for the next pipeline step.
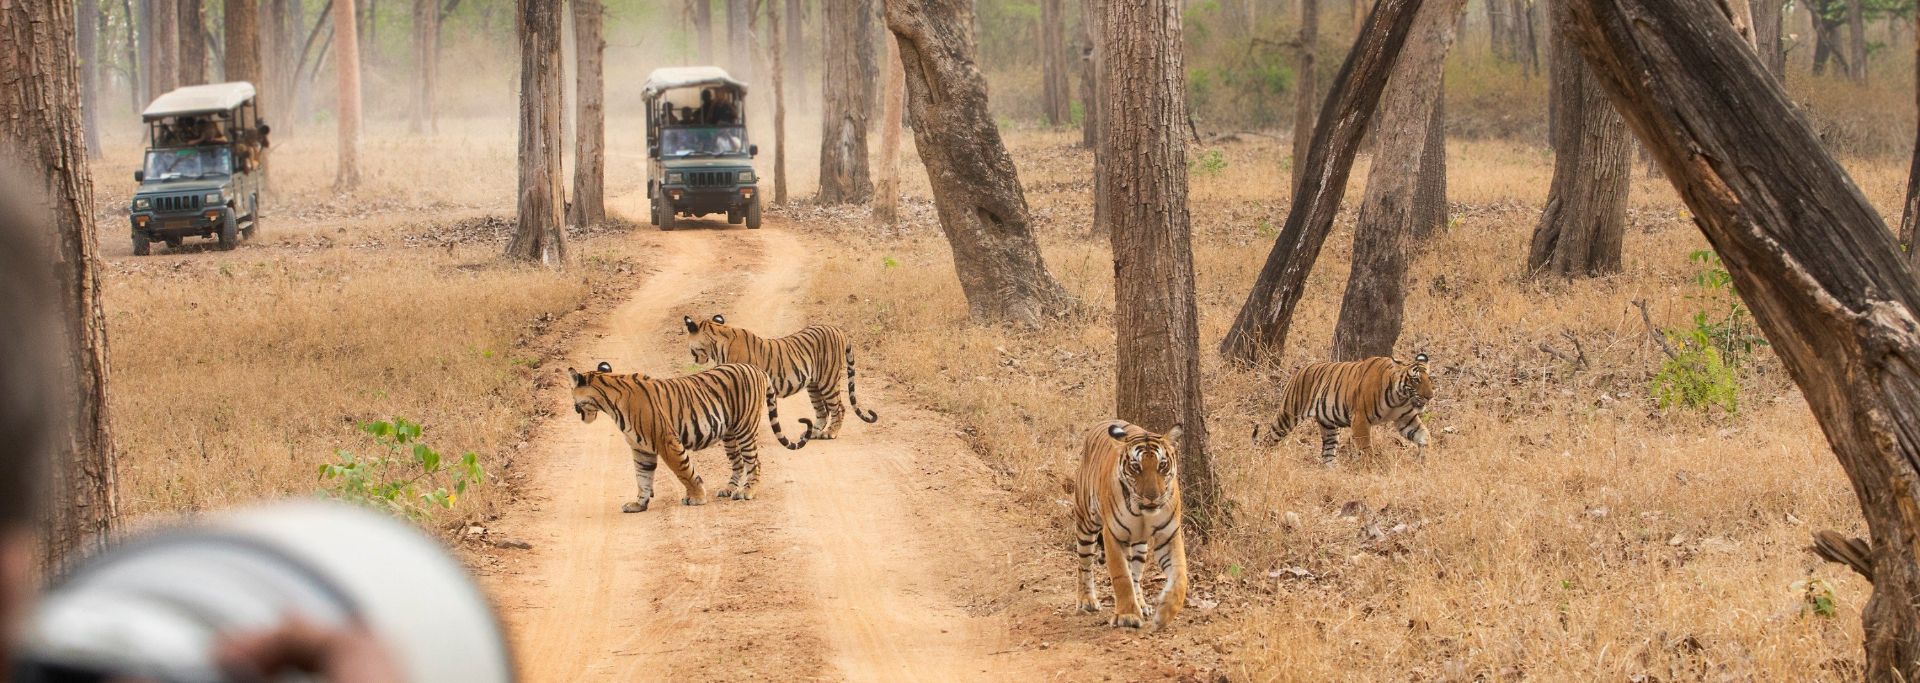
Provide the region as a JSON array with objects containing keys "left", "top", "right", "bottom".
[
  {"left": 1412, "top": 95, "right": 1448, "bottom": 239},
  {"left": 0, "top": 0, "right": 120, "bottom": 571},
  {"left": 124, "top": 0, "right": 145, "bottom": 111},
  {"left": 1526, "top": 0, "right": 1631, "bottom": 277},
  {"left": 1039, "top": 0, "right": 1070, "bottom": 125},
  {"left": 571, "top": 0, "right": 605, "bottom": 227},
  {"left": 225, "top": 0, "right": 260, "bottom": 93},
  {"left": 409, "top": 0, "right": 439, "bottom": 133},
  {"left": 150, "top": 0, "right": 179, "bottom": 96},
  {"left": 1562, "top": 0, "right": 1920, "bottom": 677},
  {"left": 509, "top": 0, "right": 567, "bottom": 264},
  {"left": 784, "top": 0, "right": 804, "bottom": 110},
  {"left": 1846, "top": 0, "right": 1867, "bottom": 82},
  {"left": 882, "top": 0, "right": 1074, "bottom": 323},
  {"left": 1077, "top": 11, "right": 1096, "bottom": 148},
  {"left": 1081, "top": 0, "right": 1108, "bottom": 231},
  {"left": 1290, "top": 0, "right": 1318, "bottom": 193},
  {"left": 178, "top": 0, "right": 205, "bottom": 84},
  {"left": 1220, "top": 0, "right": 1423, "bottom": 363},
  {"left": 333, "top": 0, "right": 361, "bottom": 191},
  {"left": 1332, "top": 0, "right": 1466, "bottom": 361},
  {"left": 767, "top": 0, "right": 789, "bottom": 205},
  {"left": 818, "top": 0, "right": 875, "bottom": 204},
  {"left": 1100, "top": 0, "right": 1219, "bottom": 534},
  {"left": 80, "top": 0, "right": 102, "bottom": 158},
  {"left": 873, "top": 35, "right": 904, "bottom": 223},
  {"left": 727, "top": 0, "right": 751, "bottom": 81},
  {"left": 693, "top": 0, "right": 713, "bottom": 62}
]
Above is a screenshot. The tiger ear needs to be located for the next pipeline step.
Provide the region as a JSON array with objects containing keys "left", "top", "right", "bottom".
[
  {"left": 683, "top": 316, "right": 699, "bottom": 334},
  {"left": 568, "top": 368, "right": 586, "bottom": 387},
  {"left": 1107, "top": 423, "right": 1128, "bottom": 441},
  {"left": 596, "top": 361, "right": 613, "bottom": 373},
  {"left": 1165, "top": 424, "right": 1184, "bottom": 444},
  {"left": 1415, "top": 352, "right": 1429, "bottom": 364},
  {"left": 712, "top": 314, "right": 726, "bottom": 325}
]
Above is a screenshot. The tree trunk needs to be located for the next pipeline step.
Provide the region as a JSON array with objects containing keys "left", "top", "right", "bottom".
[
  {"left": 1514, "top": 0, "right": 1540, "bottom": 77},
  {"left": 333, "top": 0, "right": 361, "bottom": 191},
  {"left": 1526, "top": 0, "right": 1630, "bottom": 277},
  {"left": 882, "top": 0, "right": 1074, "bottom": 324},
  {"left": 149, "top": 0, "right": 179, "bottom": 96},
  {"left": 570, "top": 0, "right": 604, "bottom": 227},
  {"left": 1100, "top": 0, "right": 1219, "bottom": 535},
  {"left": 769, "top": 0, "right": 789, "bottom": 205},
  {"left": 1290, "top": 0, "right": 1318, "bottom": 194},
  {"left": 1847, "top": 0, "right": 1867, "bottom": 82},
  {"left": 694, "top": 0, "right": 713, "bottom": 63},
  {"left": 873, "top": 35, "right": 904, "bottom": 224},
  {"left": 1077, "top": 9, "right": 1097, "bottom": 148},
  {"left": 1487, "top": 0, "right": 1508, "bottom": 58},
  {"left": 1332, "top": 0, "right": 1465, "bottom": 361},
  {"left": 1219, "top": 0, "right": 1423, "bottom": 363},
  {"left": 0, "top": 0, "right": 120, "bottom": 572},
  {"left": 80, "top": 0, "right": 102, "bottom": 158},
  {"left": 409, "top": 0, "right": 438, "bottom": 133},
  {"left": 1753, "top": 0, "right": 1784, "bottom": 74},
  {"left": 1040, "top": 0, "right": 1070, "bottom": 126},
  {"left": 1560, "top": 1, "right": 1920, "bottom": 679},
  {"left": 509, "top": 0, "right": 567, "bottom": 265},
  {"left": 1082, "top": 0, "right": 1108, "bottom": 231},
  {"left": 818, "top": 0, "right": 875, "bottom": 204},
  {"left": 225, "top": 0, "right": 259, "bottom": 101},
  {"left": 727, "top": 0, "right": 751, "bottom": 82},
  {"left": 125, "top": 0, "right": 145, "bottom": 111},
  {"left": 290, "top": 0, "right": 310, "bottom": 119},
  {"left": 1412, "top": 93, "right": 1448, "bottom": 240},
  {"left": 1902, "top": 11, "right": 1920, "bottom": 264},
  {"left": 178, "top": 0, "right": 205, "bottom": 85},
  {"left": 785, "top": 0, "right": 804, "bottom": 111}
]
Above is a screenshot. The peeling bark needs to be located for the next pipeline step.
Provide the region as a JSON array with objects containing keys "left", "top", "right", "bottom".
[
  {"left": 818, "top": 0, "right": 875, "bottom": 204},
  {"left": 508, "top": 0, "right": 567, "bottom": 265}
]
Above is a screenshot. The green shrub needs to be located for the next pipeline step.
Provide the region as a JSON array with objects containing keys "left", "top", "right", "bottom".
[
  {"left": 1650, "top": 328, "right": 1741, "bottom": 413},
  {"left": 319, "top": 417, "right": 484, "bottom": 520}
]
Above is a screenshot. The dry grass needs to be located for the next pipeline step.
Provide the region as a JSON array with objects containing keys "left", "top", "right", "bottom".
[{"left": 792, "top": 131, "right": 1898, "bottom": 680}]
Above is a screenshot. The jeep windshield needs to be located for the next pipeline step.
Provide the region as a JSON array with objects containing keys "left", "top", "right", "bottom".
[
  {"left": 659, "top": 127, "right": 747, "bottom": 158},
  {"left": 143, "top": 147, "right": 232, "bottom": 181}
]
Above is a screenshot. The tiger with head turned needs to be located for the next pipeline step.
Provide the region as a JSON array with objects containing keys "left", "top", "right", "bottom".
[
  {"left": 683, "top": 314, "right": 879, "bottom": 440},
  {"left": 1254, "top": 353, "right": 1435, "bottom": 464},
  {"left": 1071, "top": 420, "right": 1189, "bottom": 630},
  {"left": 568, "top": 361, "right": 807, "bottom": 513}
]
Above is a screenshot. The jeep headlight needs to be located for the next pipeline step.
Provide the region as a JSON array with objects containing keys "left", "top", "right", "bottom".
[
  {"left": 737, "top": 171, "right": 754, "bottom": 183},
  {"left": 204, "top": 192, "right": 222, "bottom": 205},
  {"left": 132, "top": 198, "right": 150, "bottom": 211},
  {"left": 666, "top": 172, "right": 684, "bottom": 184}
]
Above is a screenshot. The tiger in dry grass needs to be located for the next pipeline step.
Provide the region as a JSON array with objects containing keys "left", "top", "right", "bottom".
[
  {"left": 1070, "top": 420, "right": 1189, "bottom": 630},
  {"left": 568, "top": 361, "right": 806, "bottom": 512},
  {"left": 1254, "top": 353, "right": 1434, "bottom": 464},
  {"left": 683, "top": 314, "right": 878, "bottom": 440}
]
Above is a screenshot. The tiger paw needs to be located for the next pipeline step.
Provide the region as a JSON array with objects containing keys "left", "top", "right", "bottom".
[
  {"left": 715, "top": 486, "right": 739, "bottom": 500},
  {"left": 681, "top": 494, "right": 709, "bottom": 506},
  {"left": 1111, "top": 613, "right": 1145, "bottom": 629},
  {"left": 622, "top": 500, "right": 648, "bottom": 513},
  {"left": 1077, "top": 597, "right": 1100, "bottom": 614},
  {"left": 734, "top": 487, "right": 755, "bottom": 501}
]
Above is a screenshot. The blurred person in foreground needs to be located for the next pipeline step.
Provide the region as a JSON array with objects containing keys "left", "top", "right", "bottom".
[{"left": 0, "top": 174, "right": 402, "bottom": 683}]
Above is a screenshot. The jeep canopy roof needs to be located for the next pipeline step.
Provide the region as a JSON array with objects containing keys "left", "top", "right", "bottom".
[
  {"left": 640, "top": 67, "right": 747, "bottom": 99},
  {"left": 142, "top": 82, "right": 256, "bottom": 120}
]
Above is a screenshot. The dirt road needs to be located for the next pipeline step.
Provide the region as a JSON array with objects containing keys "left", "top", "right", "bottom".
[{"left": 485, "top": 206, "right": 1119, "bottom": 680}]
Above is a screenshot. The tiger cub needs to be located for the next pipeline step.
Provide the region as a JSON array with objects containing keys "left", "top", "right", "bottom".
[
  {"left": 568, "top": 361, "right": 806, "bottom": 512},
  {"left": 1255, "top": 353, "right": 1434, "bottom": 463},
  {"left": 683, "top": 314, "right": 879, "bottom": 440},
  {"left": 1071, "top": 421, "right": 1189, "bottom": 629}
]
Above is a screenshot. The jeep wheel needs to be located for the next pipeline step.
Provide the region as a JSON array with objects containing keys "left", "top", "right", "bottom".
[
  {"left": 217, "top": 212, "right": 238, "bottom": 250},
  {"left": 746, "top": 198, "right": 762, "bottom": 230},
  {"left": 131, "top": 232, "right": 151, "bottom": 256},
  {"left": 658, "top": 197, "right": 677, "bottom": 231}
]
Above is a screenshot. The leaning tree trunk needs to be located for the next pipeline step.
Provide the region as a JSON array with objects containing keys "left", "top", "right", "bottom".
[
  {"left": 409, "top": 0, "right": 439, "bottom": 134},
  {"left": 727, "top": 0, "right": 751, "bottom": 82},
  {"left": 178, "top": 0, "right": 205, "bottom": 84},
  {"left": 1219, "top": 0, "right": 1423, "bottom": 363},
  {"left": 1101, "top": 0, "right": 1220, "bottom": 535},
  {"left": 150, "top": 0, "right": 179, "bottom": 96},
  {"left": 0, "top": 0, "right": 120, "bottom": 572},
  {"left": 1902, "top": 10, "right": 1920, "bottom": 264},
  {"left": 333, "top": 0, "right": 362, "bottom": 191},
  {"left": 1290, "top": 0, "right": 1318, "bottom": 194},
  {"left": 570, "top": 0, "right": 605, "bottom": 228},
  {"left": 1039, "top": 0, "right": 1070, "bottom": 126},
  {"left": 1526, "top": 0, "right": 1631, "bottom": 278},
  {"left": 509, "top": 0, "right": 567, "bottom": 264},
  {"left": 1560, "top": 0, "right": 1920, "bottom": 679},
  {"left": 1411, "top": 94, "right": 1448, "bottom": 240},
  {"left": 1332, "top": 0, "right": 1466, "bottom": 361},
  {"left": 873, "top": 35, "right": 905, "bottom": 224},
  {"left": 882, "top": 0, "right": 1074, "bottom": 324},
  {"left": 80, "top": 0, "right": 101, "bottom": 158},
  {"left": 818, "top": 0, "right": 875, "bottom": 204}
]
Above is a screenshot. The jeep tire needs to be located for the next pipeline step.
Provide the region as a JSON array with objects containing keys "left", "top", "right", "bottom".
[
  {"left": 131, "top": 232, "right": 151, "bottom": 256},
  {"left": 746, "top": 197, "right": 762, "bottom": 230},
  {"left": 217, "top": 212, "right": 238, "bottom": 250},
  {"left": 659, "top": 196, "right": 677, "bottom": 231}
]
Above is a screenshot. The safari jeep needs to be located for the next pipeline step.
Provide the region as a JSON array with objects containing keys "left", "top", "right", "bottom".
[
  {"left": 129, "top": 82, "right": 269, "bottom": 254},
  {"left": 642, "top": 67, "right": 761, "bottom": 230}
]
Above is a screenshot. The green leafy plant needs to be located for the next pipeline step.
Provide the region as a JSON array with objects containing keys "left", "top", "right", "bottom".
[
  {"left": 1792, "top": 578, "right": 1839, "bottom": 618},
  {"left": 1649, "top": 251, "right": 1770, "bottom": 412},
  {"left": 1684, "top": 250, "right": 1768, "bottom": 365},
  {"left": 1192, "top": 149, "right": 1229, "bottom": 176},
  {"left": 1651, "top": 328, "right": 1741, "bottom": 413},
  {"left": 319, "top": 417, "right": 484, "bottom": 520},
  {"left": 882, "top": 256, "right": 900, "bottom": 269}
]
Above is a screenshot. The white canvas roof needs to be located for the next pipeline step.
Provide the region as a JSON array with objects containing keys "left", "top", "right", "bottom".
[
  {"left": 142, "top": 82, "right": 256, "bottom": 120},
  {"left": 641, "top": 67, "right": 747, "bottom": 99}
]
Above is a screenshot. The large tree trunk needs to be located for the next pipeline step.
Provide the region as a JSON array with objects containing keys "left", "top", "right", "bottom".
[
  {"left": 1290, "top": 0, "right": 1318, "bottom": 193},
  {"left": 178, "top": 0, "right": 205, "bottom": 84},
  {"left": 149, "top": 0, "right": 179, "bottom": 96},
  {"left": 332, "top": 0, "right": 361, "bottom": 191},
  {"left": 882, "top": 0, "right": 1074, "bottom": 324},
  {"left": 509, "top": 0, "right": 567, "bottom": 265},
  {"left": 768, "top": 0, "right": 789, "bottom": 205},
  {"left": 1219, "top": 0, "right": 1423, "bottom": 363},
  {"left": 0, "top": 0, "right": 120, "bottom": 571},
  {"left": 818, "top": 0, "right": 875, "bottom": 204},
  {"left": 1752, "top": 0, "right": 1784, "bottom": 74},
  {"left": 1561, "top": 0, "right": 1920, "bottom": 678},
  {"left": 1412, "top": 94, "right": 1448, "bottom": 239},
  {"left": 873, "top": 35, "right": 904, "bottom": 224},
  {"left": 1902, "top": 10, "right": 1920, "bottom": 263},
  {"left": 694, "top": 0, "right": 713, "bottom": 62},
  {"left": 1101, "top": 0, "right": 1219, "bottom": 535},
  {"left": 1040, "top": 0, "right": 1070, "bottom": 126},
  {"left": 1332, "top": 0, "right": 1465, "bottom": 361},
  {"left": 1846, "top": 0, "right": 1867, "bottom": 81},
  {"left": 727, "top": 0, "right": 751, "bottom": 82},
  {"left": 1526, "top": 0, "right": 1631, "bottom": 277},
  {"left": 570, "top": 0, "right": 604, "bottom": 227},
  {"left": 225, "top": 0, "right": 259, "bottom": 100},
  {"left": 80, "top": 0, "right": 101, "bottom": 158},
  {"left": 409, "top": 0, "right": 438, "bottom": 133}
]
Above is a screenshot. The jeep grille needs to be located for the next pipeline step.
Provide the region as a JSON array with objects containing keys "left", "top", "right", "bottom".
[
  {"left": 152, "top": 194, "right": 204, "bottom": 212},
  {"left": 685, "top": 170, "right": 733, "bottom": 188}
]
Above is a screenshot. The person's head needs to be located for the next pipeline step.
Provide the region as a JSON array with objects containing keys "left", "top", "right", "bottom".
[
  {"left": 0, "top": 168, "right": 62, "bottom": 670},
  {"left": 701, "top": 89, "right": 713, "bottom": 105}
]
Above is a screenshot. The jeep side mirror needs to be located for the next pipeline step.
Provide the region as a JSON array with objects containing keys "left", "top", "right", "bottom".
[
  {"left": 749, "top": 144, "right": 759, "bottom": 157},
  {"left": 133, "top": 170, "right": 144, "bottom": 182}
]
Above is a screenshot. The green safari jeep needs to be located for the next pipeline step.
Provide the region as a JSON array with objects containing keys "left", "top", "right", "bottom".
[
  {"left": 642, "top": 67, "right": 761, "bottom": 230},
  {"left": 129, "top": 82, "right": 269, "bottom": 254}
]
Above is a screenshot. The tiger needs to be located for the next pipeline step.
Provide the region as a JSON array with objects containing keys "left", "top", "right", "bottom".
[
  {"left": 1253, "top": 353, "right": 1434, "bottom": 464},
  {"left": 1071, "top": 420, "right": 1189, "bottom": 630},
  {"left": 567, "top": 361, "right": 807, "bottom": 513},
  {"left": 682, "top": 314, "right": 879, "bottom": 440}
]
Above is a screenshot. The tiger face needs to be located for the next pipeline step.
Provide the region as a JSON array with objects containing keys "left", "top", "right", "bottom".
[
  {"left": 684, "top": 314, "right": 729, "bottom": 365},
  {"left": 1400, "top": 353, "right": 1435, "bottom": 409},
  {"left": 568, "top": 361, "right": 618, "bottom": 424},
  {"left": 1109, "top": 423, "right": 1182, "bottom": 512}
]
